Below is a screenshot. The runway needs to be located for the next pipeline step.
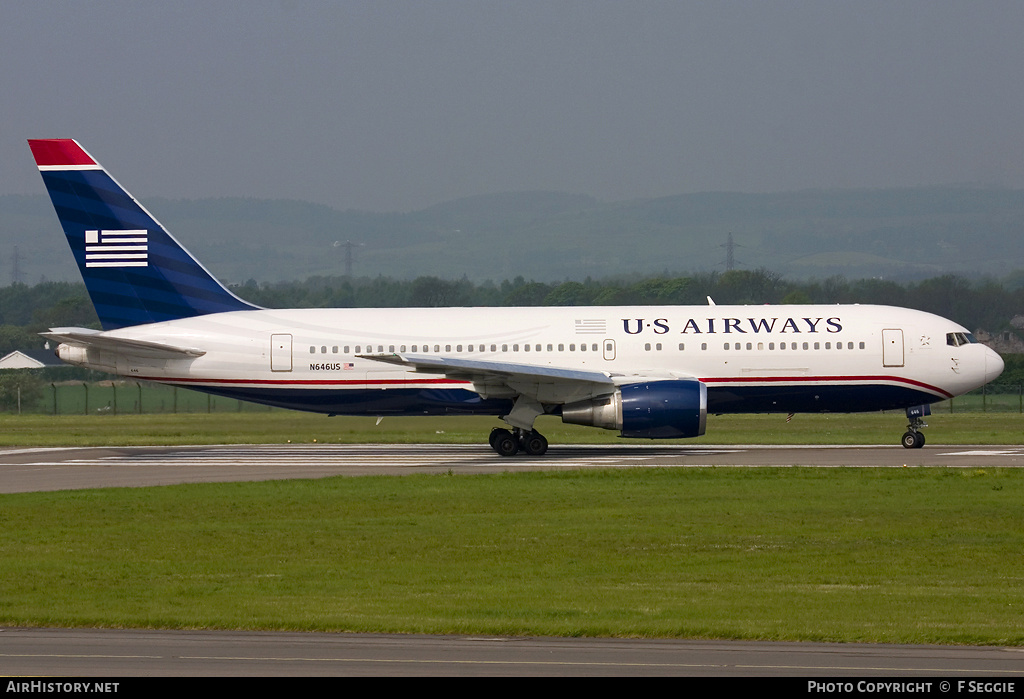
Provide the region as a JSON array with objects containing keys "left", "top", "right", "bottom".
[
  {"left": 2, "top": 627, "right": 1024, "bottom": 677},
  {"left": 1, "top": 442, "right": 1024, "bottom": 493}
]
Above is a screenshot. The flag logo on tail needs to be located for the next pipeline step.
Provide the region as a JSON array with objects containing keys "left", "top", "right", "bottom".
[{"left": 85, "top": 229, "right": 149, "bottom": 268}]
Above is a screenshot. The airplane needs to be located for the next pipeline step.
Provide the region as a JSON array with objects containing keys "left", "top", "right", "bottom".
[{"left": 28, "top": 138, "right": 1004, "bottom": 455}]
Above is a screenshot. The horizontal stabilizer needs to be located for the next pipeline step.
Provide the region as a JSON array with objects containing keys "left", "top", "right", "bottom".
[{"left": 42, "top": 327, "right": 205, "bottom": 359}]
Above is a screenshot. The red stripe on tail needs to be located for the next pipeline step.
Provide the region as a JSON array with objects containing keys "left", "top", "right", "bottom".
[{"left": 28, "top": 139, "right": 96, "bottom": 167}]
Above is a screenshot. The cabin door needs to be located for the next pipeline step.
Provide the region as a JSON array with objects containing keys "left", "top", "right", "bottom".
[
  {"left": 271, "top": 333, "right": 293, "bottom": 372},
  {"left": 882, "top": 329, "right": 904, "bottom": 367}
]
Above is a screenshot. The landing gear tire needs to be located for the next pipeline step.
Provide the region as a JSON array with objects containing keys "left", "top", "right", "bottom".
[
  {"left": 520, "top": 430, "right": 548, "bottom": 456},
  {"left": 490, "top": 429, "right": 519, "bottom": 457},
  {"left": 901, "top": 430, "right": 925, "bottom": 449}
]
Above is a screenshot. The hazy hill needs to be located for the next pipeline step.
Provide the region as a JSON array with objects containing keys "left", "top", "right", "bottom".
[{"left": 3, "top": 187, "right": 1024, "bottom": 285}]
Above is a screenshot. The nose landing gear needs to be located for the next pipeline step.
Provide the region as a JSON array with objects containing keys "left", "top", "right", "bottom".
[{"left": 901, "top": 405, "right": 930, "bottom": 449}]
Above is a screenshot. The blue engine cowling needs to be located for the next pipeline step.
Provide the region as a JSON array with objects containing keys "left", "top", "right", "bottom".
[{"left": 560, "top": 379, "right": 707, "bottom": 439}]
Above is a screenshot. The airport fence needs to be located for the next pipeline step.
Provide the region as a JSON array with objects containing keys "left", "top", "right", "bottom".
[
  {"left": 937, "top": 383, "right": 1024, "bottom": 414},
  {"left": 0, "top": 378, "right": 1023, "bottom": 416},
  {"left": 1, "top": 380, "right": 282, "bottom": 416}
]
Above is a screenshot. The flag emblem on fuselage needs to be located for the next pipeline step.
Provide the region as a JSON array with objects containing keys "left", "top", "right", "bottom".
[
  {"left": 575, "top": 319, "right": 606, "bottom": 335},
  {"left": 84, "top": 229, "right": 148, "bottom": 268}
]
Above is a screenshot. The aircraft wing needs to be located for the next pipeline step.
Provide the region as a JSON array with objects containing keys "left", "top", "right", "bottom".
[
  {"left": 360, "top": 352, "right": 617, "bottom": 405},
  {"left": 41, "top": 327, "right": 206, "bottom": 359}
]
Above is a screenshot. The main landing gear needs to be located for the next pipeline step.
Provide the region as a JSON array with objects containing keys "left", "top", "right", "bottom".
[
  {"left": 901, "top": 405, "right": 930, "bottom": 449},
  {"left": 488, "top": 427, "right": 549, "bottom": 456}
]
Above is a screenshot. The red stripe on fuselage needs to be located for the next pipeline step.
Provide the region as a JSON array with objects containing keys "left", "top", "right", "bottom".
[{"left": 133, "top": 376, "right": 471, "bottom": 387}]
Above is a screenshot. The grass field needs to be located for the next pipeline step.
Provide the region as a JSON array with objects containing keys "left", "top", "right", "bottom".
[
  {"left": 1, "top": 468, "right": 1022, "bottom": 643},
  {"left": 1, "top": 409, "right": 1022, "bottom": 644}
]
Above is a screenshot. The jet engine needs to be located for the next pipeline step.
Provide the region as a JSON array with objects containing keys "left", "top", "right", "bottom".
[{"left": 560, "top": 379, "right": 707, "bottom": 439}]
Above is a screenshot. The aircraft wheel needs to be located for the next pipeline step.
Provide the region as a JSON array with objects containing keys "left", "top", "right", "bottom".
[
  {"left": 488, "top": 427, "right": 506, "bottom": 450},
  {"left": 521, "top": 430, "right": 548, "bottom": 456},
  {"left": 901, "top": 431, "right": 925, "bottom": 449},
  {"left": 492, "top": 430, "right": 519, "bottom": 457}
]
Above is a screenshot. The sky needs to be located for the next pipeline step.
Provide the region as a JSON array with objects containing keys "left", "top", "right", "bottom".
[{"left": 3, "top": 1, "right": 1024, "bottom": 212}]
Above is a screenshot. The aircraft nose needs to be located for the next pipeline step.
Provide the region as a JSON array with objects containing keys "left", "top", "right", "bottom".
[{"left": 985, "top": 346, "right": 1005, "bottom": 384}]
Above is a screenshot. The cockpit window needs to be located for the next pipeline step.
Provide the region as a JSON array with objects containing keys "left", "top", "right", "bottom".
[{"left": 946, "top": 332, "right": 976, "bottom": 347}]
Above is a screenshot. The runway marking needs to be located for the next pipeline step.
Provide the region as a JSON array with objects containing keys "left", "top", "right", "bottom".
[
  {"left": 937, "top": 449, "right": 1024, "bottom": 456},
  {"left": 7, "top": 648, "right": 1021, "bottom": 676},
  {"left": 15, "top": 444, "right": 748, "bottom": 469}
]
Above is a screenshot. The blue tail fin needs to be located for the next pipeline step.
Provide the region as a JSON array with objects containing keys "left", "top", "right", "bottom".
[{"left": 29, "top": 139, "right": 257, "bottom": 330}]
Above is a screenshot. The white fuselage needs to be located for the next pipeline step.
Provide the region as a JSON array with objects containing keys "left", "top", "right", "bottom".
[{"left": 58, "top": 303, "right": 1003, "bottom": 419}]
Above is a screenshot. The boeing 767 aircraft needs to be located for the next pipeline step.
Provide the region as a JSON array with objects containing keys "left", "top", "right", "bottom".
[{"left": 28, "top": 139, "right": 1004, "bottom": 455}]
